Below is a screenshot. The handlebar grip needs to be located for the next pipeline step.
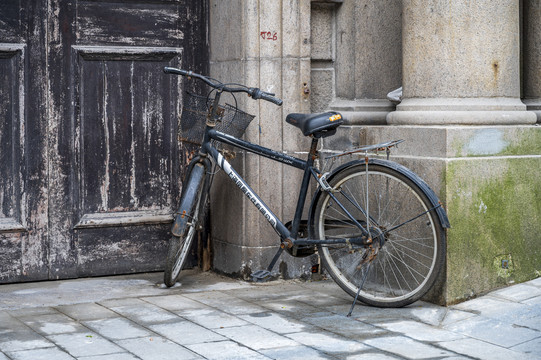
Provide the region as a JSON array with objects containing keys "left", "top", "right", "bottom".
[
  {"left": 260, "top": 92, "right": 283, "bottom": 106},
  {"left": 250, "top": 88, "right": 283, "bottom": 106},
  {"left": 163, "top": 67, "right": 190, "bottom": 76}
]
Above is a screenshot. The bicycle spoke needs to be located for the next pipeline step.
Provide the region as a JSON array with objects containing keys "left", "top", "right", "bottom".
[
  {"left": 385, "top": 204, "right": 441, "bottom": 234},
  {"left": 388, "top": 239, "right": 434, "bottom": 261},
  {"left": 385, "top": 248, "right": 429, "bottom": 283}
]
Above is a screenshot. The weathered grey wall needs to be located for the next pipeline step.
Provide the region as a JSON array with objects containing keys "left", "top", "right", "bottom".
[
  {"left": 209, "top": 0, "right": 315, "bottom": 279},
  {"left": 311, "top": 0, "right": 402, "bottom": 124}
]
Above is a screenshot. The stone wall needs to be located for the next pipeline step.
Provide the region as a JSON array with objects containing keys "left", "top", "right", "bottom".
[
  {"left": 208, "top": 0, "right": 541, "bottom": 305},
  {"left": 209, "top": 0, "right": 315, "bottom": 280}
]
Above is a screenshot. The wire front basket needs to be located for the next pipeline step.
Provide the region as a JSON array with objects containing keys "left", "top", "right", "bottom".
[{"left": 179, "top": 92, "right": 255, "bottom": 148}]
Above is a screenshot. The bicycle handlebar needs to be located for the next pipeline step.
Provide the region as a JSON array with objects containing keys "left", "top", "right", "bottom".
[{"left": 164, "top": 66, "right": 283, "bottom": 106}]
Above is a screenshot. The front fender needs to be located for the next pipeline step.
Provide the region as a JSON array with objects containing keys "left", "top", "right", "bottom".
[{"left": 171, "top": 156, "right": 211, "bottom": 236}]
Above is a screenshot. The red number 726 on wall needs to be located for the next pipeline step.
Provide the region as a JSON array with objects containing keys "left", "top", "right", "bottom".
[{"left": 260, "top": 31, "right": 278, "bottom": 41}]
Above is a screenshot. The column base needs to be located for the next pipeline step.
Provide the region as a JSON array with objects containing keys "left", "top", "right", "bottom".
[
  {"left": 523, "top": 98, "right": 541, "bottom": 123},
  {"left": 387, "top": 98, "right": 537, "bottom": 125}
]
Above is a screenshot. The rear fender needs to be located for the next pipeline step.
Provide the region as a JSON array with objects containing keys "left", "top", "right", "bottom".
[{"left": 308, "top": 159, "right": 450, "bottom": 238}]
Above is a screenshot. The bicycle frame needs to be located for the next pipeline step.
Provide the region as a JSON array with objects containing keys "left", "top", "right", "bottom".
[{"left": 197, "top": 126, "right": 373, "bottom": 248}]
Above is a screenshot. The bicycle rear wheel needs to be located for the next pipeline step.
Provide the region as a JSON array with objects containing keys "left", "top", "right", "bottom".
[
  {"left": 164, "top": 163, "right": 206, "bottom": 287},
  {"left": 312, "top": 163, "right": 445, "bottom": 307}
]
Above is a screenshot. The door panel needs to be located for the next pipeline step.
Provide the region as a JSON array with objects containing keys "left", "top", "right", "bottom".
[
  {"left": 74, "top": 47, "right": 182, "bottom": 215},
  {"left": 0, "top": 45, "right": 26, "bottom": 280},
  {"left": 0, "top": 0, "right": 49, "bottom": 282},
  {"left": 76, "top": 0, "right": 185, "bottom": 46},
  {"left": 70, "top": 46, "right": 183, "bottom": 276},
  {"left": 0, "top": 44, "right": 24, "bottom": 232}
]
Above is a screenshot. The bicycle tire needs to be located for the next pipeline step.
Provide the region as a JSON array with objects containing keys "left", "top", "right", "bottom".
[
  {"left": 164, "top": 163, "right": 206, "bottom": 287},
  {"left": 312, "top": 162, "right": 445, "bottom": 307}
]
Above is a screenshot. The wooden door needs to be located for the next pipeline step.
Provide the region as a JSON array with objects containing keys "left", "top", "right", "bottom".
[{"left": 0, "top": 0, "right": 208, "bottom": 283}]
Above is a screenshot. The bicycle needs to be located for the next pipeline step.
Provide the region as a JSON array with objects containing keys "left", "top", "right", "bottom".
[{"left": 162, "top": 67, "right": 450, "bottom": 311}]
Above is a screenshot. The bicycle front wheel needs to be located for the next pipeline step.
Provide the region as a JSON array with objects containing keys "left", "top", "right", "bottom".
[
  {"left": 312, "top": 163, "right": 445, "bottom": 307},
  {"left": 164, "top": 163, "right": 206, "bottom": 287}
]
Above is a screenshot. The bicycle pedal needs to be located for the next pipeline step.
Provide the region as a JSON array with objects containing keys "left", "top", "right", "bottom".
[{"left": 251, "top": 270, "right": 272, "bottom": 282}]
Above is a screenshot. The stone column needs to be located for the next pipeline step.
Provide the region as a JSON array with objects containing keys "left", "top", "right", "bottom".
[
  {"left": 523, "top": 0, "right": 541, "bottom": 123},
  {"left": 388, "top": 0, "right": 536, "bottom": 125},
  {"left": 209, "top": 0, "right": 314, "bottom": 279},
  {"left": 369, "top": 0, "right": 541, "bottom": 305}
]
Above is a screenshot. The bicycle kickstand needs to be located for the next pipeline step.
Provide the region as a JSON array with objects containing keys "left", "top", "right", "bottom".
[
  {"left": 251, "top": 246, "right": 284, "bottom": 282},
  {"left": 347, "top": 262, "right": 372, "bottom": 317}
]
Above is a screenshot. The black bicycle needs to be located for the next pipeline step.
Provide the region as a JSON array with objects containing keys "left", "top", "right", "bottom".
[{"left": 163, "top": 67, "right": 450, "bottom": 310}]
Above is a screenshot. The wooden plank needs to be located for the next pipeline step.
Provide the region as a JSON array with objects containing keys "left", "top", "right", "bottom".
[
  {"left": 75, "top": 210, "right": 173, "bottom": 229},
  {"left": 76, "top": 0, "right": 184, "bottom": 46},
  {"left": 0, "top": 218, "right": 26, "bottom": 233},
  {"left": 75, "top": 225, "right": 169, "bottom": 277}
]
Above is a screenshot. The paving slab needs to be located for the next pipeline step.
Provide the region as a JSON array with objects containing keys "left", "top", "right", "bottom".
[
  {"left": 76, "top": 354, "right": 139, "bottom": 360},
  {"left": 238, "top": 312, "right": 309, "bottom": 334},
  {"left": 115, "top": 336, "right": 201, "bottom": 360},
  {"left": 259, "top": 345, "right": 332, "bottom": 359},
  {"left": 345, "top": 353, "right": 401, "bottom": 360},
  {"left": 490, "top": 283, "right": 541, "bottom": 302},
  {"left": 82, "top": 317, "right": 153, "bottom": 340},
  {"left": 99, "top": 299, "right": 180, "bottom": 325},
  {"left": 46, "top": 332, "right": 124, "bottom": 358},
  {"left": 0, "top": 332, "right": 53, "bottom": 353},
  {"left": 438, "top": 337, "right": 539, "bottom": 360},
  {"left": 257, "top": 298, "right": 325, "bottom": 319},
  {"left": 55, "top": 303, "right": 118, "bottom": 321},
  {"left": 6, "top": 347, "right": 75, "bottom": 360},
  {"left": 215, "top": 324, "right": 300, "bottom": 350},
  {"left": 177, "top": 307, "right": 249, "bottom": 329},
  {"left": 141, "top": 294, "right": 207, "bottom": 312},
  {"left": 286, "top": 331, "right": 370, "bottom": 355},
  {"left": 19, "top": 313, "right": 88, "bottom": 336},
  {"left": 300, "top": 313, "right": 387, "bottom": 341},
  {"left": 148, "top": 320, "right": 227, "bottom": 345},
  {"left": 443, "top": 315, "right": 540, "bottom": 348},
  {"left": 363, "top": 336, "right": 454, "bottom": 359},
  {"left": 182, "top": 291, "right": 268, "bottom": 315},
  {"left": 525, "top": 295, "right": 541, "bottom": 306},
  {"left": 186, "top": 340, "right": 270, "bottom": 360},
  {"left": 0, "top": 312, "right": 30, "bottom": 333},
  {"left": 510, "top": 337, "right": 541, "bottom": 358},
  {"left": 376, "top": 320, "right": 466, "bottom": 342}
]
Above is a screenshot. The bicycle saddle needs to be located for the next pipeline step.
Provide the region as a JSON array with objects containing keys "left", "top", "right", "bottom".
[{"left": 286, "top": 111, "right": 344, "bottom": 138}]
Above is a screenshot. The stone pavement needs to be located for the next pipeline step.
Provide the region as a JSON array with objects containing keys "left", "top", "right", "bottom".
[{"left": 0, "top": 270, "right": 540, "bottom": 360}]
